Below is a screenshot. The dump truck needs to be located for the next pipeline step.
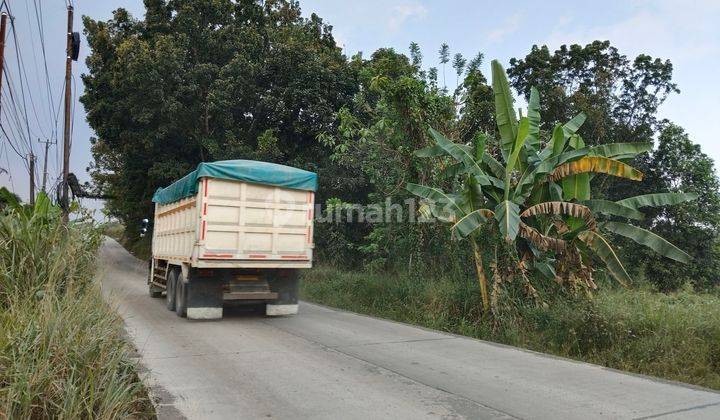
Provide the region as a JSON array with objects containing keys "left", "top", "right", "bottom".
[{"left": 147, "top": 160, "right": 317, "bottom": 320}]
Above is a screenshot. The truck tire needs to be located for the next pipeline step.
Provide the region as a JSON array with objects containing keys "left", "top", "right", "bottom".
[
  {"left": 166, "top": 269, "right": 177, "bottom": 311},
  {"left": 175, "top": 272, "right": 187, "bottom": 318}
]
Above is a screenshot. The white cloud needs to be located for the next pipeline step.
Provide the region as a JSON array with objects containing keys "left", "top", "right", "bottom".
[
  {"left": 487, "top": 12, "right": 523, "bottom": 42},
  {"left": 387, "top": 3, "right": 428, "bottom": 31},
  {"left": 539, "top": 0, "right": 720, "bottom": 166}
]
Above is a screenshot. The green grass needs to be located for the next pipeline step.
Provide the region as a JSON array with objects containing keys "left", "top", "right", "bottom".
[
  {"left": 0, "top": 201, "right": 154, "bottom": 418},
  {"left": 301, "top": 265, "right": 720, "bottom": 390}
]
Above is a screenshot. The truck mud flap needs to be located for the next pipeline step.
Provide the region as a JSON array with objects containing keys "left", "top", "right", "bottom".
[
  {"left": 266, "top": 269, "right": 299, "bottom": 316},
  {"left": 186, "top": 271, "right": 224, "bottom": 320}
]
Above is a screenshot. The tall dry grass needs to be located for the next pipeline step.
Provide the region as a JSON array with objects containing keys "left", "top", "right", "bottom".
[{"left": 0, "top": 194, "right": 153, "bottom": 418}]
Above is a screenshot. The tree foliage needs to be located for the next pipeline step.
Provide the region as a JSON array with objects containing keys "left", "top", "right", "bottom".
[{"left": 82, "top": 0, "right": 356, "bottom": 231}]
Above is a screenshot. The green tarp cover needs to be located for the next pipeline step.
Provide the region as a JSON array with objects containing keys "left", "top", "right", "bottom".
[{"left": 152, "top": 160, "right": 318, "bottom": 204}]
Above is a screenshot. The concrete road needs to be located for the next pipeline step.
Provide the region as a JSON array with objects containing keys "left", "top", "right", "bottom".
[{"left": 99, "top": 238, "right": 720, "bottom": 420}]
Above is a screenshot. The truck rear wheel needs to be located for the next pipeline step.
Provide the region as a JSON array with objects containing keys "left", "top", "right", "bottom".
[
  {"left": 175, "top": 272, "right": 187, "bottom": 318},
  {"left": 166, "top": 269, "right": 177, "bottom": 311}
]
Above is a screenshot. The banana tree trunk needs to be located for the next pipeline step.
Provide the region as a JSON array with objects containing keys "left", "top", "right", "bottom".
[{"left": 470, "top": 237, "right": 490, "bottom": 313}]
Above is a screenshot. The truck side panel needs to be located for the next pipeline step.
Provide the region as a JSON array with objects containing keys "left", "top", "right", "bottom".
[{"left": 152, "top": 196, "right": 198, "bottom": 262}]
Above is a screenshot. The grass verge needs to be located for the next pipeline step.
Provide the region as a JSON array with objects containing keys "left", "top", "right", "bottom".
[
  {"left": 0, "top": 196, "right": 154, "bottom": 418},
  {"left": 301, "top": 265, "right": 720, "bottom": 390}
]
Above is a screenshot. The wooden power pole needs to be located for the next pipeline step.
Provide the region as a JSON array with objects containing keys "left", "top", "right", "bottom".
[
  {"left": 28, "top": 152, "right": 36, "bottom": 206},
  {"left": 61, "top": 6, "right": 73, "bottom": 221},
  {"left": 39, "top": 138, "right": 54, "bottom": 192}
]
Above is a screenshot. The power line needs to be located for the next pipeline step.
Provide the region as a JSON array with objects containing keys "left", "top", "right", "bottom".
[{"left": 30, "top": 0, "right": 57, "bottom": 139}]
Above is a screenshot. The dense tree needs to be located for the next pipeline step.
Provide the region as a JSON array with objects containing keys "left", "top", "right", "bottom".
[
  {"left": 508, "top": 41, "right": 677, "bottom": 147},
  {"left": 623, "top": 123, "right": 720, "bottom": 290},
  {"left": 81, "top": 0, "right": 356, "bottom": 231}
]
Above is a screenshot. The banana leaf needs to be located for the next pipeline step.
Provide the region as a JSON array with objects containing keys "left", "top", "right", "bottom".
[
  {"left": 491, "top": 60, "right": 517, "bottom": 161},
  {"left": 495, "top": 200, "right": 520, "bottom": 242},
  {"left": 602, "top": 221, "right": 691, "bottom": 263},
  {"left": 616, "top": 192, "right": 698, "bottom": 209},
  {"left": 406, "top": 183, "right": 465, "bottom": 216},
  {"left": 429, "top": 128, "right": 493, "bottom": 187},
  {"left": 578, "top": 230, "right": 631, "bottom": 286},
  {"left": 550, "top": 156, "right": 643, "bottom": 182},
  {"left": 562, "top": 112, "right": 586, "bottom": 138},
  {"left": 452, "top": 209, "right": 493, "bottom": 238},
  {"left": 581, "top": 199, "right": 644, "bottom": 220},
  {"left": 526, "top": 87, "right": 541, "bottom": 151},
  {"left": 589, "top": 142, "right": 653, "bottom": 159}
]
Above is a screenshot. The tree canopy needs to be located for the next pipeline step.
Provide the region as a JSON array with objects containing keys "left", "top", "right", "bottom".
[
  {"left": 81, "top": 2, "right": 720, "bottom": 290},
  {"left": 82, "top": 0, "right": 356, "bottom": 227}
]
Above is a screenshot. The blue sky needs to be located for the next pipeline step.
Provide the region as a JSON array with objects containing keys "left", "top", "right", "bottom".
[{"left": 1, "top": 0, "right": 718, "bottom": 214}]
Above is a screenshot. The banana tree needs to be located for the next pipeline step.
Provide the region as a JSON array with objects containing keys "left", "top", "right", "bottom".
[{"left": 407, "top": 59, "right": 695, "bottom": 313}]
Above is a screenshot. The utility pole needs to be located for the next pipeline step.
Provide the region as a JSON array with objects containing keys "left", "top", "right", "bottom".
[
  {"left": 61, "top": 6, "right": 73, "bottom": 221},
  {"left": 39, "top": 138, "right": 54, "bottom": 192},
  {"left": 0, "top": 13, "right": 8, "bottom": 117},
  {"left": 28, "top": 152, "right": 36, "bottom": 206}
]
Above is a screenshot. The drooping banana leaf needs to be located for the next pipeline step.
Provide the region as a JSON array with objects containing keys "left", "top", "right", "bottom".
[
  {"left": 491, "top": 60, "right": 517, "bottom": 161},
  {"left": 419, "top": 202, "right": 454, "bottom": 223},
  {"left": 526, "top": 87, "right": 541, "bottom": 151},
  {"left": 451, "top": 208, "right": 494, "bottom": 238},
  {"left": 482, "top": 153, "right": 505, "bottom": 179},
  {"left": 534, "top": 259, "right": 557, "bottom": 280},
  {"left": 602, "top": 221, "right": 691, "bottom": 263},
  {"left": 588, "top": 142, "right": 653, "bottom": 159},
  {"left": 550, "top": 156, "right": 643, "bottom": 182},
  {"left": 495, "top": 200, "right": 520, "bottom": 242},
  {"left": 521, "top": 201, "right": 596, "bottom": 230},
  {"left": 616, "top": 192, "right": 698, "bottom": 210},
  {"left": 440, "top": 162, "right": 467, "bottom": 179},
  {"left": 414, "top": 144, "right": 446, "bottom": 157},
  {"left": 429, "top": 128, "right": 493, "bottom": 187},
  {"left": 406, "top": 183, "right": 465, "bottom": 217},
  {"left": 581, "top": 199, "right": 644, "bottom": 220},
  {"left": 577, "top": 230, "right": 632, "bottom": 286}
]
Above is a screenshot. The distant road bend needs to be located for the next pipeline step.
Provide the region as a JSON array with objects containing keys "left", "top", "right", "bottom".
[{"left": 99, "top": 238, "right": 720, "bottom": 419}]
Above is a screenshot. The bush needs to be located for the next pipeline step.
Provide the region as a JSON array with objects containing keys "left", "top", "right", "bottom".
[
  {"left": 302, "top": 266, "right": 720, "bottom": 390},
  {"left": 0, "top": 196, "right": 153, "bottom": 418}
]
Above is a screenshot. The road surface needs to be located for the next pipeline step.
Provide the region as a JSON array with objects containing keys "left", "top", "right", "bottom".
[{"left": 98, "top": 238, "right": 720, "bottom": 419}]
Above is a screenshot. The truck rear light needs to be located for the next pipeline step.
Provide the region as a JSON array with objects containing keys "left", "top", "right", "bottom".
[{"left": 198, "top": 269, "right": 214, "bottom": 277}]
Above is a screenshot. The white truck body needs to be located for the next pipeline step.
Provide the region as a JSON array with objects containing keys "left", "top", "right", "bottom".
[
  {"left": 148, "top": 160, "right": 317, "bottom": 320},
  {"left": 152, "top": 177, "right": 314, "bottom": 268}
]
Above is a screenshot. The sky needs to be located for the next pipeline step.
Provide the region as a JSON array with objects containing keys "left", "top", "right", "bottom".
[{"left": 0, "top": 0, "right": 718, "bottom": 217}]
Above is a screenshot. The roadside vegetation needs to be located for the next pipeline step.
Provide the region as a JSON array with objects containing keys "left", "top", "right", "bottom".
[
  {"left": 0, "top": 190, "right": 153, "bottom": 418},
  {"left": 302, "top": 266, "right": 720, "bottom": 390}
]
